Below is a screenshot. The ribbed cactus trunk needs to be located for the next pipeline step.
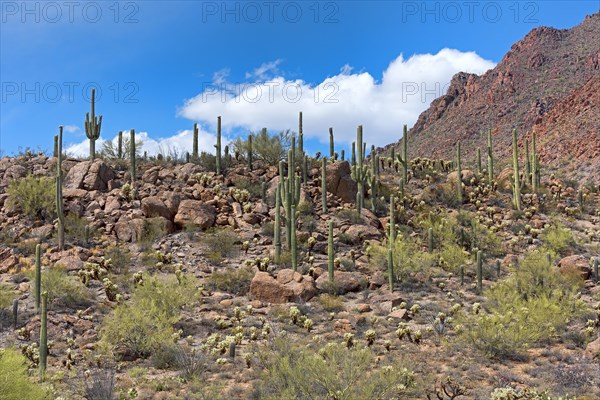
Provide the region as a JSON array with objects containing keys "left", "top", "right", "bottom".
[
  {"left": 487, "top": 129, "right": 494, "bottom": 185},
  {"left": 192, "top": 123, "right": 199, "bottom": 160},
  {"left": 321, "top": 157, "right": 327, "bottom": 212},
  {"left": 248, "top": 134, "right": 253, "bottom": 171},
  {"left": 388, "top": 249, "right": 394, "bottom": 292},
  {"left": 351, "top": 142, "right": 356, "bottom": 167},
  {"left": 84, "top": 88, "right": 102, "bottom": 161},
  {"left": 298, "top": 111, "right": 304, "bottom": 158},
  {"left": 39, "top": 291, "right": 48, "bottom": 381},
  {"left": 12, "top": 299, "right": 18, "bottom": 329},
  {"left": 531, "top": 131, "right": 539, "bottom": 192},
  {"left": 402, "top": 124, "right": 408, "bottom": 184},
  {"left": 53, "top": 135, "right": 58, "bottom": 158},
  {"left": 130, "top": 129, "right": 136, "bottom": 184},
  {"left": 456, "top": 141, "right": 463, "bottom": 203},
  {"left": 389, "top": 195, "right": 396, "bottom": 245},
  {"left": 328, "top": 221, "right": 334, "bottom": 291},
  {"left": 216, "top": 117, "right": 222, "bottom": 174},
  {"left": 56, "top": 126, "right": 65, "bottom": 251},
  {"left": 428, "top": 228, "right": 433, "bottom": 253},
  {"left": 352, "top": 125, "right": 366, "bottom": 213},
  {"left": 329, "top": 127, "right": 334, "bottom": 159},
  {"left": 476, "top": 250, "right": 483, "bottom": 293},
  {"left": 117, "top": 131, "right": 123, "bottom": 159},
  {"left": 274, "top": 186, "right": 281, "bottom": 263},
  {"left": 512, "top": 129, "right": 521, "bottom": 211},
  {"left": 35, "top": 244, "right": 41, "bottom": 312},
  {"left": 291, "top": 205, "right": 297, "bottom": 272}
]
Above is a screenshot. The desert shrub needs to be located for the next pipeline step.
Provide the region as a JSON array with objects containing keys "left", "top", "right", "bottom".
[
  {"left": 369, "top": 233, "right": 436, "bottom": 282},
  {"left": 139, "top": 217, "right": 168, "bottom": 249},
  {"left": 174, "top": 344, "right": 207, "bottom": 381},
  {"left": 232, "top": 129, "right": 292, "bottom": 166},
  {"left": 454, "top": 211, "right": 503, "bottom": 257},
  {"left": 261, "top": 221, "right": 275, "bottom": 237},
  {"left": 541, "top": 222, "right": 575, "bottom": 256},
  {"left": 7, "top": 175, "right": 55, "bottom": 221},
  {"left": 253, "top": 338, "right": 415, "bottom": 399},
  {"left": 0, "top": 283, "right": 17, "bottom": 310},
  {"left": 100, "top": 274, "right": 199, "bottom": 359},
  {"left": 35, "top": 265, "right": 94, "bottom": 309},
  {"left": 100, "top": 135, "right": 143, "bottom": 160},
  {"left": 439, "top": 242, "right": 469, "bottom": 273},
  {"left": 233, "top": 178, "right": 262, "bottom": 198},
  {"left": 318, "top": 294, "right": 344, "bottom": 312},
  {"left": 200, "top": 227, "right": 239, "bottom": 265},
  {"left": 83, "top": 368, "right": 116, "bottom": 400},
  {"left": 490, "top": 387, "right": 576, "bottom": 400},
  {"left": 65, "top": 213, "right": 93, "bottom": 246},
  {"left": 336, "top": 209, "right": 363, "bottom": 224},
  {"left": 421, "top": 182, "right": 460, "bottom": 208},
  {"left": 0, "top": 348, "right": 51, "bottom": 400},
  {"left": 296, "top": 200, "right": 313, "bottom": 216},
  {"left": 205, "top": 265, "right": 254, "bottom": 295},
  {"left": 456, "top": 250, "right": 585, "bottom": 359},
  {"left": 103, "top": 245, "right": 131, "bottom": 275},
  {"left": 337, "top": 232, "right": 356, "bottom": 245}
]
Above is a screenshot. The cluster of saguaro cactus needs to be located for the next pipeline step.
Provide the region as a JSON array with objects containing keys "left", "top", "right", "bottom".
[
  {"left": 215, "top": 117, "right": 222, "bottom": 174},
  {"left": 56, "top": 126, "right": 65, "bottom": 250},
  {"left": 84, "top": 88, "right": 102, "bottom": 160},
  {"left": 274, "top": 186, "right": 282, "bottom": 263},
  {"left": 130, "top": 129, "right": 137, "bottom": 184},
  {"left": 351, "top": 125, "right": 368, "bottom": 212},
  {"left": 278, "top": 148, "right": 301, "bottom": 263},
  {"left": 368, "top": 145, "right": 380, "bottom": 213}
]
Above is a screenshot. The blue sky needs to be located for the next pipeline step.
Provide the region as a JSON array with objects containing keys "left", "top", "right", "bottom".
[{"left": 1, "top": 1, "right": 598, "bottom": 157}]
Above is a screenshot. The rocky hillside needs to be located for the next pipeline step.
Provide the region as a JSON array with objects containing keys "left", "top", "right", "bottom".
[
  {"left": 1, "top": 151, "right": 599, "bottom": 399},
  {"left": 386, "top": 12, "right": 600, "bottom": 182}
]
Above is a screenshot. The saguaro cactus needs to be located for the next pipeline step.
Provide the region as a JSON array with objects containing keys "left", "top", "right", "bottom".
[
  {"left": 192, "top": 123, "right": 199, "bottom": 160},
  {"left": 130, "top": 129, "right": 136, "bottom": 184},
  {"left": 511, "top": 129, "right": 521, "bottom": 211},
  {"left": 274, "top": 186, "right": 282, "bottom": 263},
  {"left": 487, "top": 129, "right": 494, "bottom": 184},
  {"left": 328, "top": 221, "right": 334, "bottom": 290},
  {"left": 35, "top": 244, "right": 41, "bottom": 312},
  {"left": 84, "top": 88, "right": 102, "bottom": 160},
  {"left": 401, "top": 124, "right": 408, "bottom": 184},
  {"left": 456, "top": 141, "right": 463, "bottom": 203},
  {"left": 56, "top": 126, "right": 65, "bottom": 251},
  {"left": 298, "top": 112, "right": 304, "bottom": 157},
  {"left": 476, "top": 250, "right": 483, "bottom": 293},
  {"left": 39, "top": 291, "right": 48, "bottom": 381},
  {"left": 53, "top": 135, "right": 58, "bottom": 158},
  {"left": 117, "top": 131, "right": 123, "bottom": 159},
  {"left": 389, "top": 195, "right": 396, "bottom": 246},
  {"left": 329, "top": 127, "right": 334, "bottom": 159},
  {"left": 388, "top": 248, "right": 394, "bottom": 291},
  {"left": 12, "top": 299, "right": 18, "bottom": 329},
  {"left": 321, "top": 157, "right": 327, "bottom": 212},
  {"left": 351, "top": 125, "right": 368, "bottom": 212},
  {"left": 215, "top": 117, "right": 222, "bottom": 174},
  {"left": 291, "top": 205, "right": 297, "bottom": 272}
]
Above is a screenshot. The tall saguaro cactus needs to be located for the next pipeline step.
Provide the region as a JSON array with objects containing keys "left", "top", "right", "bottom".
[
  {"left": 511, "top": 129, "right": 521, "bottom": 211},
  {"left": 487, "top": 129, "right": 494, "bottom": 184},
  {"left": 329, "top": 128, "right": 335, "bottom": 159},
  {"left": 84, "top": 88, "right": 102, "bottom": 160},
  {"left": 117, "top": 131, "right": 123, "bottom": 159},
  {"left": 130, "top": 129, "right": 136, "bottom": 184},
  {"left": 35, "top": 244, "right": 41, "bottom": 312},
  {"left": 53, "top": 135, "right": 58, "bottom": 158},
  {"left": 192, "top": 123, "right": 199, "bottom": 160},
  {"left": 215, "top": 117, "right": 222, "bottom": 174},
  {"left": 291, "top": 205, "right": 297, "bottom": 271},
  {"left": 39, "top": 291, "right": 48, "bottom": 381},
  {"left": 401, "top": 124, "right": 408, "bottom": 184},
  {"left": 56, "top": 126, "right": 65, "bottom": 251},
  {"left": 274, "top": 186, "right": 282, "bottom": 263},
  {"left": 388, "top": 248, "right": 394, "bottom": 292},
  {"left": 298, "top": 112, "right": 304, "bottom": 157},
  {"left": 351, "top": 125, "right": 368, "bottom": 212},
  {"left": 456, "top": 141, "right": 463, "bottom": 203}
]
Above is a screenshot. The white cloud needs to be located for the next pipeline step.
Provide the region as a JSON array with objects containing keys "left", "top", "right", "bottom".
[
  {"left": 178, "top": 49, "right": 495, "bottom": 147},
  {"left": 245, "top": 59, "right": 283, "bottom": 80},
  {"left": 65, "top": 127, "right": 229, "bottom": 158},
  {"left": 63, "top": 125, "right": 80, "bottom": 134}
]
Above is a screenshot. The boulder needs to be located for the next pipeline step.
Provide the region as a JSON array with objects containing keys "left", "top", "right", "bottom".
[
  {"left": 174, "top": 200, "right": 216, "bottom": 230},
  {"left": 584, "top": 336, "right": 599, "bottom": 359},
  {"left": 326, "top": 161, "right": 357, "bottom": 203},
  {"left": 64, "top": 160, "right": 115, "bottom": 191},
  {"left": 315, "top": 271, "right": 366, "bottom": 294},
  {"left": 142, "top": 196, "right": 173, "bottom": 220},
  {"left": 276, "top": 269, "right": 317, "bottom": 301},
  {"left": 447, "top": 169, "right": 475, "bottom": 185},
  {"left": 558, "top": 255, "right": 591, "bottom": 280},
  {"left": 343, "top": 224, "right": 382, "bottom": 243},
  {"left": 250, "top": 271, "right": 294, "bottom": 304},
  {"left": 114, "top": 218, "right": 146, "bottom": 242}
]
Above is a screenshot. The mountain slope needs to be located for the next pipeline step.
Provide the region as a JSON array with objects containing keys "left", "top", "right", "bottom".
[{"left": 388, "top": 12, "right": 600, "bottom": 182}]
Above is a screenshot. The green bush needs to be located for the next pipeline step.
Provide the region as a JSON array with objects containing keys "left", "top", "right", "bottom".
[
  {"left": 0, "top": 283, "right": 17, "bottom": 310},
  {"left": 232, "top": 129, "right": 292, "bottom": 166},
  {"left": 205, "top": 265, "right": 254, "bottom": 295},
  {"left": 7, "top": 175, "right": 55, "bottom": 221},
  {"left": 34, "top": 265, "right": 94, "bottom": 309},
  {"left": 254, "top": 338, "right": 415, "bottom": 399},
  {"left": 0, "top": 348, "right": 51, "bottom": 400},
  {"left": 200, "top": 228, "right": 239, "bottom": 265},
  {"left": 100, "top": 274, "right": 199, "bottom": 359},
  {"left": 541, "top": 222, "right": 575, "bottom": 256},
  {"left": 456, "top": 251, "right": 584, "bottom": 359}
]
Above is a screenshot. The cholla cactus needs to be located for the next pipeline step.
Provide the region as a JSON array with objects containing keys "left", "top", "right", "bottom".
[
  {"left": 303, "top": 318, "right": 313, "bottom": 332},
  {"left": 343, "top": 332, "right": 354, "bottom": 349},
  {"left": 365, "top": 329, "right": 376, "bottom": 346},
  {"left": 289, "top": 306, "right": 301, "bottom": 324}
]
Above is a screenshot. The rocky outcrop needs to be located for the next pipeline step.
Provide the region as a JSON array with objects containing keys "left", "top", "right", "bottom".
[
  {"left": 174, "top": 200, "right": 216, "bottom": 230},
  {"left": 326, "top": 161, "right": 357, "bottom": 203},
  {"left": 64, "top": 160, "right": 116, "bottom": 191}
]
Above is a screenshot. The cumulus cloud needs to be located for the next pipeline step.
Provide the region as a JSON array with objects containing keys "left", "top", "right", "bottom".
[
  {"left": 63, "top": 125, "right": 80, "bottom": 134},
  {"left": 179, "top": 49, "right": 495, "bottom": 147},
  {"left": 65, "top": 127, "right": 229, "bottom": 158}
]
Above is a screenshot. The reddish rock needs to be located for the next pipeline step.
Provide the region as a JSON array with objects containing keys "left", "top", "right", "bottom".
[
  {"left": 558, "top": 255, "right": 591, "bottom": 280},
  {"left": 388, "top": 309, "right": 411, "bottom": 320},
  {"left": 315, "top": 271, "right": 366, "bottom": 294},
  {"left": 326, "top": 161, "right": 357, "bottom": 203},
  {"left": 249, "top": 271, "right": 294, "bottom": 304},
  {"left": 64, "top": 160, "right": 115, "bottom": 191},
  {"left": 142, "top": 196, "right": 173, "bottom": 220},
  {"left": 584, "top": 336, "right": 600, "bottom": 359},
  {"left": 174, "top": 200, "right": 216, "bottom": 230}
]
